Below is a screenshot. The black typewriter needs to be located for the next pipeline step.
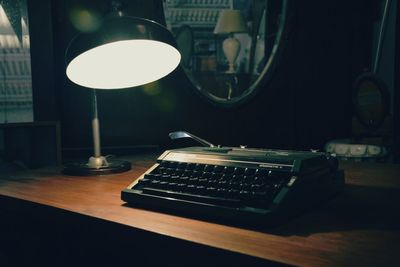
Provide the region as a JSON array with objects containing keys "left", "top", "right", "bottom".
[{"left": 121, "top": 132, "right": 344, "bottom": 225}]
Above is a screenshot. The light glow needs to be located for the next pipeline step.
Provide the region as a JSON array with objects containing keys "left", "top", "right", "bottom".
[{"left": 66, "top": 39, "right": 181, "bottom": 89}]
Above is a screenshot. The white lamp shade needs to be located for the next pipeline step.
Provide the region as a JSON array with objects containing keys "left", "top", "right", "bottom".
[
  {"left": 65, "top": 16, "right": 181, "bottom": 89},
  {"left": 66, "top": 39, "right": 181, "bottom": 89},
  {"left": 214, "top": 10, "right": 248, "bottom": 34}
]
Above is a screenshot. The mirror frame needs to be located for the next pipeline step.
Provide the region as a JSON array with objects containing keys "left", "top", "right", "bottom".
[{"left": 162, "top": 0, "right": 291, "bottom": 108}]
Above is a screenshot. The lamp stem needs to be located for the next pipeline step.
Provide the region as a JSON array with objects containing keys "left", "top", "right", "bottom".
[{"left": 91, "top": 90, "right": 101, "bottom": 158}]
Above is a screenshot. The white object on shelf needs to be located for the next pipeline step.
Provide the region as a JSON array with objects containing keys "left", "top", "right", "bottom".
[{"left": 325, "top": 139, "right": 388, "bottom": 160}]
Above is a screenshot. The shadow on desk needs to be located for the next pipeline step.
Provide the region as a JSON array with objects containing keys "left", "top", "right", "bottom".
[
  {"left": 121, "top": 183, "right": 400, "bottom": 236},
  {"left": 271, "top": 183, "right": 400, "bottom": 236}
]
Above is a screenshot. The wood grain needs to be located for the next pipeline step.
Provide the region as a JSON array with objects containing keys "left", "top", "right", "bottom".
[{"left": 0, "top": 154, "right": 399, "bottom": 266}]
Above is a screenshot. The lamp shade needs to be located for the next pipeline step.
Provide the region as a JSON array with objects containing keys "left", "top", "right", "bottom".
[
  {"left": 66, "top": 16, "right": 181, "bottom": 89},
  {"left": 214, "top": 10, "right": 248, "bottom": 34}
]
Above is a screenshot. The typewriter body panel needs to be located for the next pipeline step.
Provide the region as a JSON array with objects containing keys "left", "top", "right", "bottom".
[{"left": 121, "top": 147, "right": 344, "bottom": 225}]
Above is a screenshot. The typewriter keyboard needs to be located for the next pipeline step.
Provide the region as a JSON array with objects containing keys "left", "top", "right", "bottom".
[{"left": 131, "top": 161, "right": 292, "bottom": 209}]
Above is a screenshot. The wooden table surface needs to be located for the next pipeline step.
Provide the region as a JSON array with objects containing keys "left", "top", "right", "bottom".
[{"left": 0, "top": 154, "right": 399, "bottom": 267}]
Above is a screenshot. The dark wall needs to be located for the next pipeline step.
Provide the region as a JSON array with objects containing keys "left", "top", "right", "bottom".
[
  {"left": 290, "top": 1, "right": 374, "bottom": 149},
  {"left": 45, "top": 0, "right": 375, "bottom": 157},
  {"left": 28, "top": 0, "right": 58, "bottom": 121},
  {"left": 394, "top": 1, "right": 400, "bottom": 163}
]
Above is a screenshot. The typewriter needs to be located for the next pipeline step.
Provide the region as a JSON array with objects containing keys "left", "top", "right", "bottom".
[{"left": 121, "top": 132, "right": 344, "bottom": 225}]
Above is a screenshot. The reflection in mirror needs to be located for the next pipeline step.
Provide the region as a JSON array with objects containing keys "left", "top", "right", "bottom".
[
  {"left": 0, "top": 0, "right": 33, "bottom": 123},
  {"left": 163, "top": 0, "right": 288, "bottom": 106}
]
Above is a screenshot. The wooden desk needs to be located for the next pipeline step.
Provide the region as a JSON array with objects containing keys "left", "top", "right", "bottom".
[{"left": 0, "top": 154, "right": 399, "bottom": 266}]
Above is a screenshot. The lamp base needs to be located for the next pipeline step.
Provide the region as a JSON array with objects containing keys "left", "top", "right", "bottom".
[
  {"left": 63, "top": 159, "right": 131, "bottom": 176},
  {"left": 222, "top": 36, "right": 240, "bottom": 74}
]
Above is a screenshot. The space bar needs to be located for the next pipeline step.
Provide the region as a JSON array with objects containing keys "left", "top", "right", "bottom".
[{"left": 141, "top": 187, "right": 241, "bottom": 207}]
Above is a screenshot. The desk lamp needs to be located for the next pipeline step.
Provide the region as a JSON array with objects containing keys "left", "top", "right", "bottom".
[
  {"left": 214, "top": 10, "right": 247, "bottom": 73},
  {"left": 64, "top": 13, "right": 181, "bottom": 175}
]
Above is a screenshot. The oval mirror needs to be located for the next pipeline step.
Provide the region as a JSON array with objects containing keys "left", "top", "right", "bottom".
[
  {"left": 162, "top": 0, "right": 289, "bottom": 107},
  {"left": 353, "top": 73, "right": 389, "bottom": 130}
]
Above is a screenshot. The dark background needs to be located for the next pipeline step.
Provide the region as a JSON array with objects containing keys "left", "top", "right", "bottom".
[{"left": 27, "top": 0, "right": 398, "bottom": 160}]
